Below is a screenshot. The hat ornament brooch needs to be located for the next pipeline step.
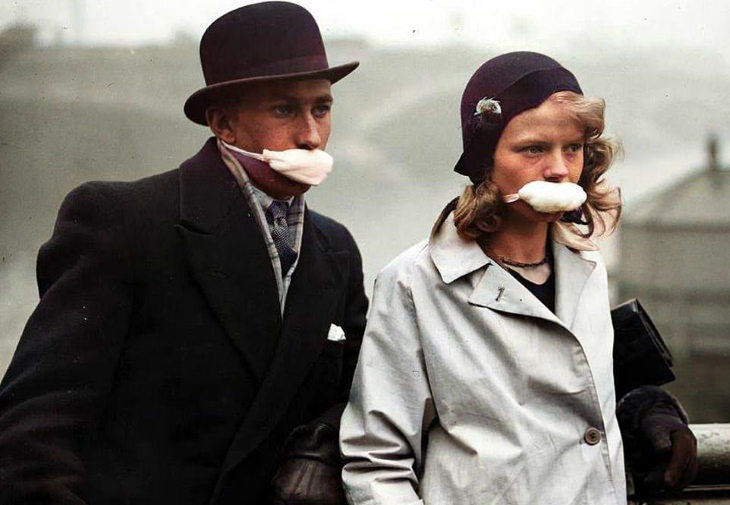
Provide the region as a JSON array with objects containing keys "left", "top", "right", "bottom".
[
  {"left": 473, "top": 97, "right": 502, "bottom": 129},
  {"left": 475, "top": 97, "right": 501, "bottom": 117}
]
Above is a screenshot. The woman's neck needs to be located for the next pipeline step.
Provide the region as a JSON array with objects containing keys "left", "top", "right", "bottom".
[{"left": 482, "top": 220, "right": 550, "bottom": 264}]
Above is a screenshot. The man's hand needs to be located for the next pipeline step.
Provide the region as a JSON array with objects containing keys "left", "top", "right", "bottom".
[
  {"left": 271, "top": 422, "right": 345, "bottom": 505},
  {"left": 272, "top": 456, "right": 345, "bottom": 505},
  {"left": 617, "top": 386, "right": 698, "bottom": 496}
]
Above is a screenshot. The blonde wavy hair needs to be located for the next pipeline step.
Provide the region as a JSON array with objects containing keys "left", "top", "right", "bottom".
[{"left": 448, "top": 91, "right": 622, "bottom": 241}]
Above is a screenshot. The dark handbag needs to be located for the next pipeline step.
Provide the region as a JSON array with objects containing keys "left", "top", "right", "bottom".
[{"left": 612, "top": 298, "right": 675, "bottom": 399}]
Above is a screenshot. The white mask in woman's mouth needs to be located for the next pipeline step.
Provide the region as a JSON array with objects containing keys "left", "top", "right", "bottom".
[{"left": 503, "top": 181, "right": 586, "bottom": 213}]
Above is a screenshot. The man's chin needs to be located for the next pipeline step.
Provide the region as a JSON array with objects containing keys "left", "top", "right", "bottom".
[
  {"left": 282, "top": 179, "right": 312, "bottom": 197},
  {"left": 258, "top": 174, "right": 312, "bottom": 199}
]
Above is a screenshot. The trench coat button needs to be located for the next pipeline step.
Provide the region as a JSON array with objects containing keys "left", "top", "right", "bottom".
[{"left": 584, "top": 427, "right": 602, "bottom": 445}]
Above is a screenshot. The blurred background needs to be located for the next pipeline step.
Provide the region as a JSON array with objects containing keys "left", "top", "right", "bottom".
[{"left": 1, "top": 0, "right": 729, "bottom": 421}]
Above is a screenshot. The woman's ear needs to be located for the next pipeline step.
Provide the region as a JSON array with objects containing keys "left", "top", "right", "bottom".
[{"left": 206, "top": 106, "right": 236, "bottom": 144}]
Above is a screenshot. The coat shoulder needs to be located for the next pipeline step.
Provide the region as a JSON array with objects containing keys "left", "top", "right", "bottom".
[
  {"left": 374, "top": 239, "right": 429, "bottom": 291},
  {"left": 56, "top": 169, "right": 181, "bottom": 241},
  {"left": 64, "top": 169, "right": 179, "bottom": 211},
  {"left": 308, "top": 209, "right": 359, "bottom": 250},
  {"left": 308, "top": 209, "right": 348, "bottom": 233}
]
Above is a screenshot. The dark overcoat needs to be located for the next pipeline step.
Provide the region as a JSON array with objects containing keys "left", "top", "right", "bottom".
[{"left": 0, "top": 138, "right": 368, "bottom": 505}]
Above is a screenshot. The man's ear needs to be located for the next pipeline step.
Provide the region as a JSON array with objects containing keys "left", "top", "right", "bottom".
[{"left": 206, "top": 106, "right": 236, "bottom": 144}]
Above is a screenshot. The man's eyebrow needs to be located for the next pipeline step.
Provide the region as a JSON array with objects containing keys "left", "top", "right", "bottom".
[{"left": 266, "top": 93, "right": 333, "bottom": 103}]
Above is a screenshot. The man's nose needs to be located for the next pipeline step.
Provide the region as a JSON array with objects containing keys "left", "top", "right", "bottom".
[{"left": 295, "top": 114, "right": 322, "bottom": 150}]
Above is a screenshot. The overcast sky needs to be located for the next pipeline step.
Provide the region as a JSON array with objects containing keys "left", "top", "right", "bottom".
[{"left": 3, "top": 0, "right": 730, "bottom": 55}]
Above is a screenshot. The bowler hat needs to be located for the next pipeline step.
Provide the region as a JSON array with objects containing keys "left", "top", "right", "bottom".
[{"left": 184, "top": 1, "right": 359, "bottom": 125}]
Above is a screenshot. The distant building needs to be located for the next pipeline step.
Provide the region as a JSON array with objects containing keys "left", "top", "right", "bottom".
[{"left": 618, "top": 136, "right": 730, "bottom": 422}]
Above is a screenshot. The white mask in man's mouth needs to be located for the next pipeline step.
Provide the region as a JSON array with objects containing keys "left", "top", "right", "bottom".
[
  {"left": 222, "top": 141, "right": 333, "bottom": 186},
  {"left": 503, "top": 181, "right": 586, "bottom": 213}
]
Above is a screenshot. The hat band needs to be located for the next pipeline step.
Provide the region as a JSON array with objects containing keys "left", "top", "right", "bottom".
[{"left": 206, "top": 55, "right": 330, "bottom": 85}]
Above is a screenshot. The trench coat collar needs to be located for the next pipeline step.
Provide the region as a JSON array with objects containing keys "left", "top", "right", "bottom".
[
  {"left": 429, "top": 214, "right": 597, "bottom": 328},
  {"left": 429, "top": 214, "right": 491, "bottom": 284}
]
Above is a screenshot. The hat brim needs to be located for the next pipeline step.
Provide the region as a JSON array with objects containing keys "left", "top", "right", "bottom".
[{"left": 184, "top": 61, "right": 359, "bottom": 126}]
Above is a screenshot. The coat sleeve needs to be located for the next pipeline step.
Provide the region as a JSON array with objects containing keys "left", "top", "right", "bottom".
[
  {"left": 340, "top": 258, "right": 435, "bottom": 505},
  {"left": 0, "top": 182, "right": 133, "bottom": 504}
]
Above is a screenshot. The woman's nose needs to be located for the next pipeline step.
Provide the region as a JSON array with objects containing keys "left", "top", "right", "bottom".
[{"left": 544, "top": 152, "right": 570, "bottom": 181}]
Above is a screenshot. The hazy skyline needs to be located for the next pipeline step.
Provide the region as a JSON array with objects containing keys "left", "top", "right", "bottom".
[{"left": 3, "top": 0, "right": 730, "bottom": 59}]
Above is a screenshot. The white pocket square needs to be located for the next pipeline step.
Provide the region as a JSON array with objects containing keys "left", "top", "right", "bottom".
[{"left": 327, "top": 324, "right": 346, "bottom": 342}]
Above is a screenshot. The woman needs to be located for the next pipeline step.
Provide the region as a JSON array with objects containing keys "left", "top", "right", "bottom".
[{"left": 339, "top": 52, "right": 688, "bottom": 505}]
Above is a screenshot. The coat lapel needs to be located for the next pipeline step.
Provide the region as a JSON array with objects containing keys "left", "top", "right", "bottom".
[
  {"left": 175, "top": 138, "right": 282, "bottom": 384},
  {"left": 176, "top": 140, "right": 349, "bottom": 500},
  {"left": 468, "top": 241, "right": 597, "bottom": 330},
  {"left": 431, "top": 214, "right": 596, "bottom": 330},
  {"left": 468, "top": 262, "right": 562, "bottom": 326},
  {"left": 210, "top": 210, "right": 342, "bottom": 496},
  {"left": 552, "top": 240, "right": 597, "bottom": 330}
]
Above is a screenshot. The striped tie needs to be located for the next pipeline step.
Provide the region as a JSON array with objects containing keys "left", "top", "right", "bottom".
[{"left": 266, "top": 200, "right": 297, "bottom": 275}]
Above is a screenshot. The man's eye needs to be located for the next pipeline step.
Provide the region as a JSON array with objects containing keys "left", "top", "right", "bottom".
[
  {"left": 273, "top": 105, "right": 294, "bottom": 117},
  {"left": 523, "top": 146, "right": 543, "bottom": 154},
  {"left": 313, "top": 104, "right": 331, "bottom": 118}
]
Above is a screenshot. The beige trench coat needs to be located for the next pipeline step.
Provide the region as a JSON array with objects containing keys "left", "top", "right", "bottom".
[{"left": 341, "top": 217, "right": 626, "bottom": 505}]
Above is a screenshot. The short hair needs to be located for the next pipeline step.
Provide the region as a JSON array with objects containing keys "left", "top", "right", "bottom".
[{"left": 451, "top": 91, "right": 622, "bottom": 241}]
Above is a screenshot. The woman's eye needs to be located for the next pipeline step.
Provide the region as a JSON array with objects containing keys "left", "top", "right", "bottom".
[{"left": 566, "top": 143, "right": 583, "bottom": 153}]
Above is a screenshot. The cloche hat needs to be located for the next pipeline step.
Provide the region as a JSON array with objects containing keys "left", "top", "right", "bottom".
[{"left": 454, "top": 51, "right": 582, "bottom": 184}]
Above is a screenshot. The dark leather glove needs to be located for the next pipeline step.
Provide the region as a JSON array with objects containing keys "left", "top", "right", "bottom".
[
  {"left": 617, "top": 385, "right": 698, "bottom": 496},
  {"left": 271, "top": 422, "right": 345, "bottom": 505}
]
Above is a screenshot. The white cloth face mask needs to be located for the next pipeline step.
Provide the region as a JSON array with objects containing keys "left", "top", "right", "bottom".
[
  {"left": 503, "top": 181, "right": 587, "bottom": 213},
  {"left": 222, "top": 141, "right": 333, "bottom": 186}
]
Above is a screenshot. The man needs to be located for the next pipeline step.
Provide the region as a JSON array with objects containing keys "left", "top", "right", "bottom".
[{"left": 0, "top": 3, "right": 367, "bottom": 504}]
